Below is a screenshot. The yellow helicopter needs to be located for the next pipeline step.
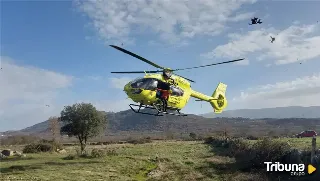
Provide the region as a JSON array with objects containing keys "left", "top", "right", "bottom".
[{"left": 110, "top": 45, "right": 245, "bottom": 116}]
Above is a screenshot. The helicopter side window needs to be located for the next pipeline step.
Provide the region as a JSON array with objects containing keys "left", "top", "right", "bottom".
[
  {"left": 170, "top": 86, "right": 184, "bottom": 97},
  {"left": 147, "top": 79, "right": 158, "bottom": 90},
  {"left": 141, "top": 78, "right": 158, "bottom": 90},
  {"left": 130, "top": 78, "right": 146, "bottom": 88},
  {"left": 131, "top": 78, "right": 158, "bottom": 90}
]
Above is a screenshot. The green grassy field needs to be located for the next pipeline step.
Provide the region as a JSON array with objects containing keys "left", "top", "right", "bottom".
[
  {"left": 0, "top": 140, "right": 261, "bottom": 181},
  {"left": 0, "top": 137, "right": 318, "bottom": 181},
  {"left": 275, "top": 137, "right": 320, "bottom": 150}
]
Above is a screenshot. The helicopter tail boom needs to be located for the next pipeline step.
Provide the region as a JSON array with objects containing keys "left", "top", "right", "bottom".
[{"left": 191, "top": 82, "right": 228, "bottom": 113}]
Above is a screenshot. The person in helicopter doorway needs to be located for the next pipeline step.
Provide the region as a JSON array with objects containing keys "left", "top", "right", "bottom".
[{"left": 156, "top": 69, "right": 174, "bottom": 112}]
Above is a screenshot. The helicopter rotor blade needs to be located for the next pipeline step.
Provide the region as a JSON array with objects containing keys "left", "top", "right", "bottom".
[
  {"left": 173, "top": 73, "right": 195, "bottom": 83},
  {"left": 171, "top": 58, "right": 245, "bottom": 71},
  {"left": 110, "top": 71, "right": 196, "bottom": 83},
  {"left": 111, "top": 70, "right": 162, "bottom": 74},
  {"left": 110, "top": 45, "right": 165, "bottom": 69}
]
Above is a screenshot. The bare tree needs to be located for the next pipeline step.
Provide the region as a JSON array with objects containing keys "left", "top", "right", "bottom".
[{"left": 48, "top": 116, "right": 60, "bottom": 143}]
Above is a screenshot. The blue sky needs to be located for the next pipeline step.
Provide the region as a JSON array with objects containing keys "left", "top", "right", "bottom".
[{"left": 1, "top": 0, "right": 320, "bottom": 131}]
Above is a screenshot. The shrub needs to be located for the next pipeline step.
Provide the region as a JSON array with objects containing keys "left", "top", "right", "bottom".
[
  {"left": 127, "top": 137, "right": 152, "bottom": 144},
  {"left": 165, "top": 132, "right": 175, "bottom": 140},
  {"left": 254, "top": 139, "right": 291, "bottom": 160},
  {"left": 21, "top": 139, "right": 63, "bottom": 153},
  {"left": 22, "top": 143, "right": 52, "bottom": 153},
  {"left": 204, "top": 136, "right": 249, "bottom": 158},
  {"left": 234, "top": 138, "right": 292, "bottom": 171},
  {"left": 75, "top": 148, "right": 90, "bottom": 158},
  {"left": 53, "top": 142, "right": 63, "bottom": 151},
  {"left": 205, "top": 136, "right": 294, "bottom": 172},
  {"left": 63, "top": 154, "right": 77, "bottom": 160},
  {"left": 282, "top": 149, "right": 303, "bottom": 164},
  {"left": 189, "top": 132, "right": 197, "bottom": 140},
  {"left": 204, "top": 136, "right": 233, "bottom": 146},
  {"left": 197, "top": 135, "right": 204, "bottom": 140},
  {"left": 40, "top": 140, "right": 64, "bottom": 151},
  {"left": 204, "top": 136, "right": 224, "bottom": 145},
  {"left": 79, "top": 153, "right": 90, "bottom": 158},
  {"left": 246, "top": 135, "right": 259, "bottom": 140},
  {"left": 1, "top": 135, "right": 40, "bottom": 145},
  {"left": 105, "top": 149, "right": 118, "bottom": 156},
  {"left": 225, "top": 138, "right": 249, "bottom": 156},
  {"left": 91, "top": 148, "right": 106, "bottom": 158},
  {"left": 39, "top": 139, "right": 51, "bottom": 144}
]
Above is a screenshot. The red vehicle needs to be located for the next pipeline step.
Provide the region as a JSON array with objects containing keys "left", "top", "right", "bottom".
[{"left": 296, "top": 130, "right": 317, "bottom": 138}]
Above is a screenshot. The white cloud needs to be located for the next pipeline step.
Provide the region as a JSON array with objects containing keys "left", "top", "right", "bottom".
[
  {"left": 0, "top": 56, "right": 73, "bottom": 131},
  {"left": 228, "top": 12, "right": 256, "bottom": 22},
  {"left": 0, "top": 58, "right": 135, "bottom": 131},
  {"left": 75, "top": 0, "right": 256, "bottom": 45},
  {"left": 231, "top": 73, "right": 320, "bottom": 109},
  {"left": 202, "top": 23, "right": 320, "bottom": 65},
  {"left": 109, "top": 77, "right": 132, "bottom": 89}
]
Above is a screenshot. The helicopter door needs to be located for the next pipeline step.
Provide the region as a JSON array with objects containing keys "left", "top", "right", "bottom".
[
  {"left": 170, "top": 86, "right": 184, "bottom": 97},
  {"left": 168, "top": 85, "right": 184, "bottom": 107}
]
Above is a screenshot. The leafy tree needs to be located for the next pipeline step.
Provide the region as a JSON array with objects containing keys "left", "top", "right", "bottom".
[
  {"left": 59, "top": 103, "right": 107, "bottom": 154},
  {"left": 189, "top": 132, "right": 197, "bottom": 140}
]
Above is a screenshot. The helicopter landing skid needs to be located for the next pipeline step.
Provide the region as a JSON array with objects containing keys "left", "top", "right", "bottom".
[{"left": 129, "top": 103, "right": 187, "bottom": 116}]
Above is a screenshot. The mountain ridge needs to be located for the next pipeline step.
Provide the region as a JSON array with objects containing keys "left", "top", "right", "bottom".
[
  {"left": 201, "top": 106, "right": 320, "bottom": 119},
  {"left": 1, "top": 106, "right": 319, "bottom": 138}
]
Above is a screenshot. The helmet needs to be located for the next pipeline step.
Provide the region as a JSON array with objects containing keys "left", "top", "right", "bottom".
[{"left": 163, "top": 68, "right": 172, "bottom": 78}]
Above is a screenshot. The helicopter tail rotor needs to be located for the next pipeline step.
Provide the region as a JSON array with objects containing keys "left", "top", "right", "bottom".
[{"left": 210, "top": 82, "right": 228, "bottom": 113}]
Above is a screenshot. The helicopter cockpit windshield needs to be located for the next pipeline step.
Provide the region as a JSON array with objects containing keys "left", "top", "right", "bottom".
[
  {"left": 130, "top": 78, "right": 158, "bottom": 90},
  {"left": 130, "top": 78, "right": 184, "bottom": 96}
]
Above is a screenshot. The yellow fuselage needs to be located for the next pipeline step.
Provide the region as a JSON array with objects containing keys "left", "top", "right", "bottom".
[
  {"left": 123, "top": 73, "right": 227, "bottom": 112},
  {"left": 123, "top": 74, "right": 191, "bottom": 109}
]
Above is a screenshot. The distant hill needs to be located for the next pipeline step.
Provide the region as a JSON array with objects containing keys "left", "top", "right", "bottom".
[
  {"left": 2, "top": 106, "right": 320, "bottom": 139},
  {"left": 14, "top": 109, "right": 218, "bottom": 135},
  {"left": 201, "top": 106, "right": 320, "bottom": 119}
]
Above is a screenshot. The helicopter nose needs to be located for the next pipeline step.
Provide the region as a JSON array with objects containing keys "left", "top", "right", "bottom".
[{"left": 123, "top": 82, "right": 130, "bottom": 94}]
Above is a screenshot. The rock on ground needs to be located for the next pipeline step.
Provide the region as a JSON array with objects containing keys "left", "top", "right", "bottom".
[
  {"left": 0, "top": 153, "right": 6, "bottom": 159},
  {"left": 1, "top": 149, "right": 13, "bottom": 156},
  {"left": 57, "top": 149, "right": 67, "bottom": 154}
]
